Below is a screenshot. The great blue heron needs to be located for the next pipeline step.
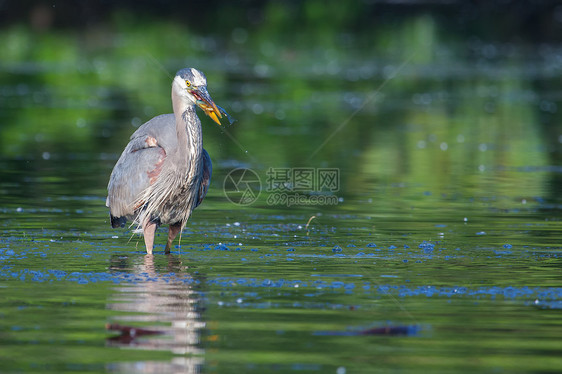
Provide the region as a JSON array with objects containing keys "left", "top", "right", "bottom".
[{"left": 106, "top": 68, "right": 230, "bottom": 254}]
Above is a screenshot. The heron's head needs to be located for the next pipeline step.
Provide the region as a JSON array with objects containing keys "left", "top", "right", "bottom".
[{"left": 173, "top": 68, "right": 223, "bottom": 125}]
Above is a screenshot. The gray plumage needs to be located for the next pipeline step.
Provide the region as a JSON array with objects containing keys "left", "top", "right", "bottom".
[{"left": 106, "top": 68, "right": 225, "bottom": 254}]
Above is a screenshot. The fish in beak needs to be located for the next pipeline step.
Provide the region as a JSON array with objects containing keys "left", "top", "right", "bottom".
[{"left": 191, "top": 87, "right": 225, "bottom": 125}]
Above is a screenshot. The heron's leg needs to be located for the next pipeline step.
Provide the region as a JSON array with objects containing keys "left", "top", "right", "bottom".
[
  {"left": 143, "top": 221, "right": 158, "bottom": 255},
  {"left": 165, "top": 222, "right": 182, "bottom": 254}
]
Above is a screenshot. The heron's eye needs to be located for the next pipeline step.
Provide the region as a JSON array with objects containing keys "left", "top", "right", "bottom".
[{"left": 185, "top": 80, "right": 192, "bottom": 87}]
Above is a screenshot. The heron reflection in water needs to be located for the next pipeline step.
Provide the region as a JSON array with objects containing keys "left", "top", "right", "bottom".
[
  {"left": 106, "top": 254, "right": 204, "bottom": 372},
  {"left": 106, "top": 68, "right": 233, "bottom": 254}
]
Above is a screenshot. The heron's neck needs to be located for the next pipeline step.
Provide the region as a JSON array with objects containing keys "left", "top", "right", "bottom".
[{"left": 173, "top": 99, "right": 203, "bottom": 178}]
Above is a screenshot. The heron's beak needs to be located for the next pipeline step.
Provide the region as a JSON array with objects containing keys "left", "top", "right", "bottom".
[{"left": 191, "top": 87, "right": 223, "bottom": 125}]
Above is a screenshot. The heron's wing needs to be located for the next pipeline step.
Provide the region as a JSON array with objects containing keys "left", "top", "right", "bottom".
[
  {"left": 106, "top": 133, "right": 167, "bottom": 221},
  {"left": 195, "top": 148, "right": 212, "bottom": 208}
]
